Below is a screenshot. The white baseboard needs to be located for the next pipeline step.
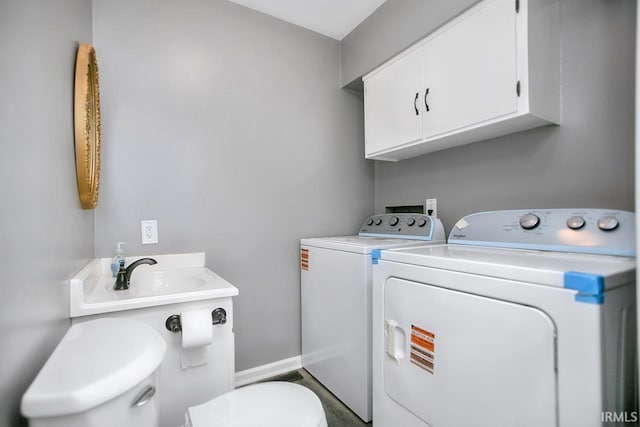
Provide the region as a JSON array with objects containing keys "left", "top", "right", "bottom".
[{"left": 234, "top": 355, "right": 302, "bottom": 387}]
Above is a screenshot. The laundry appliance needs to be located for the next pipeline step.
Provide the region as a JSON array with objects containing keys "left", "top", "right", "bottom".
[
  {"left": 372, "top": 209, "right": 637, "bottom": 427},
  {"left": 301, "top": 213, "right": 445, "bottom": 422}
]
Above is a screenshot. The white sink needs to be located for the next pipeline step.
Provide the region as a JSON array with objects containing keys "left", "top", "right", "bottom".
[
  {"left": 70, "top": 253, "right": 239, "bottom": 317},
  {"left": 103, "top": 270, "right": 208, "bottom": 297}
]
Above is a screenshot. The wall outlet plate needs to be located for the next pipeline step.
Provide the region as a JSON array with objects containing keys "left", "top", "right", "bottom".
[
  {"left": 426, "top": 198, "right": 438, "bottom": 218},
  {"left": 141, "top": 220, "right": 158, "bottom": 244}
]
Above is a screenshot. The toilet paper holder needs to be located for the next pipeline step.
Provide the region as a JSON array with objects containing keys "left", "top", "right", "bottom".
[{"left": 165, "top": 308, "right": 227, "bottom": 333}]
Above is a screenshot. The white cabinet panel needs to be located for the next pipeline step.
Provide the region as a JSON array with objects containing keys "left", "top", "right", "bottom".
[
  {"left": 423, "top": 0, "right": 517, "bottom": 139},
  {"left": 364, "top": 48, "right": 423, "bottom": 157},
  {"left": 362, "top": 0, "right": 560, "bottom": 161}
]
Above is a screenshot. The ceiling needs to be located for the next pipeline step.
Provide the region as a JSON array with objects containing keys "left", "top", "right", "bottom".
[{"left": 227, "top": 0, "right": 387, "bottom": 40}]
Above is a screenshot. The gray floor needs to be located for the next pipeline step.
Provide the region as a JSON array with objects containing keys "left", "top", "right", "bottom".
[{"left": 261, "top": 369, "right": 371, "bottom": 427}]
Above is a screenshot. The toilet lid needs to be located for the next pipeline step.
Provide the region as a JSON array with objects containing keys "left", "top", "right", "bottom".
[
  {"left": 186, "top": 382, "right": 325, "bottom": 427},
  {"left": 21, "top": 318, "right": 166, "bottom": 418}
]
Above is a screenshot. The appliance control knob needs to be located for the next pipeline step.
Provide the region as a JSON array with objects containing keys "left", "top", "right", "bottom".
[
  {"left": 597, "top": 216, "right": 619, "bottom": 231},
  {"left": 374, "top": 217, "right": 382, "bottom": 225},
  {"left": 417, "top": 218, "right": 428, "bottom": 227},
  {"left": 407, "top": 218, "right": 416, "bottom": 226},
  {"left": 519, "top": 213, "right": 540, "bottom": 230},
  {"left": 566, "top": 216, "right": 585, "bottom": 230},
  {"left": 389, "top": 216, "right": 399, "bottom": 226},
  {"left": 366, "top": 218, "right": 374, "bottom": 226}
]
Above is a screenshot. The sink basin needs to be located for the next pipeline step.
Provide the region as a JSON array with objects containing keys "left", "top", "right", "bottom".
[
  {"left": 103, "top": 270, "right": 208, "bottom": 297},
  {"left": 70, "top": 253, "right": 239, "bottom": 317}
]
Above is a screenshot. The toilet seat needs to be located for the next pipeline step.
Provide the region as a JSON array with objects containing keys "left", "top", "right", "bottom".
[{"left": 184, "top": 382, "right": 327, "bottom": 427}]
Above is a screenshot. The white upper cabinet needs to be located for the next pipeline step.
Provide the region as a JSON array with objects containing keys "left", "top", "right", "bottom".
[
  {"left": 364, "top": 47, "right": 424, "bottom": 155},
  {"left": 363, "top": 0, "right": 560, "bottom": 161},
  {"left": 422, "top": 0, "right": 517, "bottom": 139}
]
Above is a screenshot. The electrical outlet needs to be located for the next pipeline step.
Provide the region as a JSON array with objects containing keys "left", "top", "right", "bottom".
[
  {"left": 426, "top": 199, "right": 438, "bottom": 218},
  {"left": 141, "top": 220, "right": 158, "bottom": 245}
]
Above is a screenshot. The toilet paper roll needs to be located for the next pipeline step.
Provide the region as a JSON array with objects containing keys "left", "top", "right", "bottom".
[{"left": 181, "top": 310, "right": 212, "bottom": 369}]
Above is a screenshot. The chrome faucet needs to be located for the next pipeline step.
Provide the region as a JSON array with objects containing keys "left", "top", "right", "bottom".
[{"left": 114, "top": 258, "right": 158, "bottom": 290}]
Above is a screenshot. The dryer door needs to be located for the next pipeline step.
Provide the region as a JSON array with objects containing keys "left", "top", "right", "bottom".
[{"left": 383, "top": 278, "right": 557, "bottom": 427}]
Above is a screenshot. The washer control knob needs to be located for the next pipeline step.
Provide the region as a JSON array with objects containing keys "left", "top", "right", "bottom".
[
  {"left": 597, "top": 216, "right": 619, "bottom": 231},
  {"left": 389, "top": 216, "right": 399, "bottom": 226},
  {"left": 407, "top": 218, "right": 416, "bottom": 226},
  {"left": 417, "top": 218, "right": 428, "bottom": 228},
  {"left": 566, "top": 216, "right": 585, "bottom": 230},
  {"left": 374, "top": 217, "right": 382, "bottom": 226},
  {"left": 519, "top": 213, "right": 540, "bottom": 230},
  {"left": 366, "top": 218, "right": 374, "bottom": 226}
]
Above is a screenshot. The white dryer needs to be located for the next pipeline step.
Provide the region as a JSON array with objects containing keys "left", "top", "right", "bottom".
[
  {"left": 301, "top": 214, "right": 445, "bottom": 422},
  {"left": 372, "top": 209, "right": 637, "bottom": 427}
]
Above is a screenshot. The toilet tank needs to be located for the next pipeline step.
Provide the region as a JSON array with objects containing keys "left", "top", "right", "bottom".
[{"left": 21, "top": 318, "right": 166, "bottom": 427}]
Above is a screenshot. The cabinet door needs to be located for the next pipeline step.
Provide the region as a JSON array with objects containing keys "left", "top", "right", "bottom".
[
  {"left": 423, "top": 0, "right": 518, "bottom": 139},
  {"left": 364, "top": 48, "right": 423, "bottom": 156}
]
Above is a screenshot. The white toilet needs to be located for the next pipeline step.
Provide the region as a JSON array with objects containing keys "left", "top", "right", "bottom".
[
  {"left": 21, "top": 318, "right": 328, "bottom": 427},
  {"left": 184, "top": 382, "right": 327, "bottom": 427}
]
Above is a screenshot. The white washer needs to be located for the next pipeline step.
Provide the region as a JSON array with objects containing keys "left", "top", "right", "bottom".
[
  {"left": 373, "top": 209, "right": 637, "bottom": 427},
  {"left": 301, "top": 214, "right": 445, "bottom": 422}
]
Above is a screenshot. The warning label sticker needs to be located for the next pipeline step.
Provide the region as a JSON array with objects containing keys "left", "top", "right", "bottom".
[
  {"left": 300, "top": 248, "right": 309, "bottom": 271},
  {"left": 410, "top": 324, "right": 435, "bottom": 374}
]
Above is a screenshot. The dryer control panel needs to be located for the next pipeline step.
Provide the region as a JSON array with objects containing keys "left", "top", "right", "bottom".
[
  {"left": 359, "top": 214, "right": 445, "bottom": 241},
  {"left": 448, "top": 209, "right": 635, "bottom": 256}
]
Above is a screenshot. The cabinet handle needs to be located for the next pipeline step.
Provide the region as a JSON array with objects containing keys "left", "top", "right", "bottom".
[
  {"left": 414, "top": 92, "right": 419, "bottom": 115},
  {"left": 424, "top": 88, "right": 430, "bottom": 112}
]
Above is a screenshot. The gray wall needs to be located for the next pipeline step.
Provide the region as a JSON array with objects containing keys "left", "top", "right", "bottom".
[
  {"left": 92, "top": 0, "right": 373, "bottom": 371},
  {"left": 0, "top": 1, "right": 95, "bottom": 426},
  {"left": 343, "top": 0, "right": 635, "bottom": 232}
]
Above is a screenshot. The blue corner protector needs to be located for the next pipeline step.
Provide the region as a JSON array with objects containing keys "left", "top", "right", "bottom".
[
  {"left": 564, "top": 271, "right": 605, "bottom": 304},
  {"left": 371, "top": 249, "right": 382, "bottom": 265}
]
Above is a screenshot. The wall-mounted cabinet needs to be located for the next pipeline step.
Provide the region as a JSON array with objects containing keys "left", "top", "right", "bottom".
[{"left": 363, "top": 0, "right": 560, "bottom": 161}]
